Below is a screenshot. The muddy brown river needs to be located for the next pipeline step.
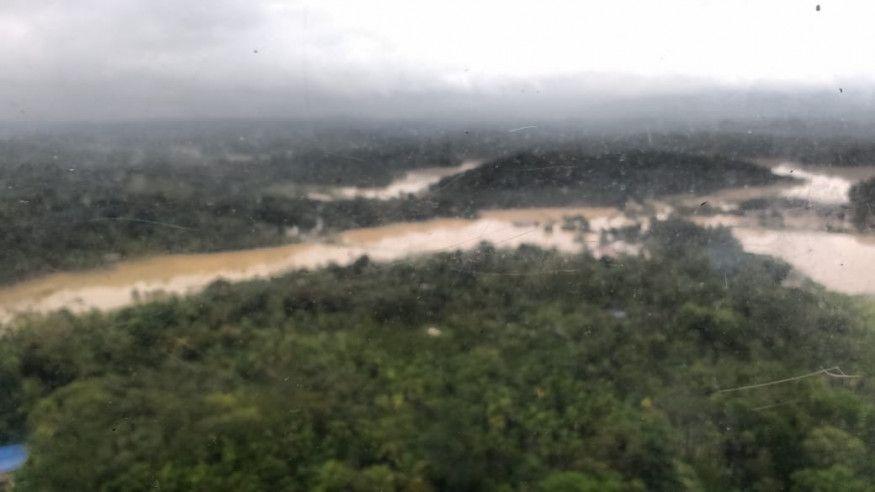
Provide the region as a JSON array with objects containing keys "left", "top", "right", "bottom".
[
  {"left": 0, "top": 208, "right": 636, "bottom": 321},
  {"left": 1, "top": 162, "right": 873, "bottom": 323}
]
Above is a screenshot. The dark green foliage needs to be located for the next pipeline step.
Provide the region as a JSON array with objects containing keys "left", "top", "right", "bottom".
[
  {"left": 0, "top": 136, "right": 466, "bottom": 284},
  {"left": 1, "top": 223, "right": 872, "bottom": 490},
  {"left": 537, "top": 471, "right": 626, "bottom": 491},
  {"left": 849, "top": 177, "right": 875, "bottom": 230},
  {"left": 432, "top": 150, "right": 783, "bottom": 210}
]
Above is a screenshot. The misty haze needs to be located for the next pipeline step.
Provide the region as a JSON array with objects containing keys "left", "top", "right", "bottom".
[{"left": 2, "top": 1, "right": 875, "bottom": 491}]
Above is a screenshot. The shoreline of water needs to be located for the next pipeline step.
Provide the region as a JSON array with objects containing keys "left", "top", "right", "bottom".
[
  {"left": 2, "top": 161, "right": 873, "bottom": 322},
  {"left": 305, "top": 159, "right": 483, "bottom": 201},
  {"left": 0, "top": 208, "right": 633, "bottom": 321}
]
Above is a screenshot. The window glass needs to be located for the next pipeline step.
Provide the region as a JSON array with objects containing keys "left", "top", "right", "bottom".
[{"left": 2, "top": 2, "right": 874, "bottom": 490}]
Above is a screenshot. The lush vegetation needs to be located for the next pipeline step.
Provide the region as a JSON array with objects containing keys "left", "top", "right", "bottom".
[
  {"left": 2, "top": 221, "right": 873, "bottom": 491},
  {"left": 0, "top": 157, "right": 459, "bottom": 284},
  {"left": 850, "top": 177, "right": 875, "bottom": 230},
  {"left": 432, "top": 150, "right": 784, "bottom": 209},
  {"left": 0, "top": 130, "right": 475, "bottom": 284},
  {"left": 0, "top": 127, "right": 791, "bottom": 285}
]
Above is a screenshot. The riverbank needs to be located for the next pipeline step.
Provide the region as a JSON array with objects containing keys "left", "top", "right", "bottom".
[{"left": 2, "top": 161, "right": 873, "bottom": 323}]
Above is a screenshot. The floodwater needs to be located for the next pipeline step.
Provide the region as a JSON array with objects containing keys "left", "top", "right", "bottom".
[
  {"left": 771, "top": 163, "right": 855, "bottom": 204},
  {"left": 307, "top": 159, "right": 482, "bottom": 201},
  {"left": 694, "top": 162, "right": 875, "bottom": 294},
  {"left": 732, "top": 228, "right": 875, "bottom": 295},
  {"left": 0, "top": 207, "right": 634, "bottom": 321},
  {"left": 1, "top": 162, "right": 873, "bottom": 323}
]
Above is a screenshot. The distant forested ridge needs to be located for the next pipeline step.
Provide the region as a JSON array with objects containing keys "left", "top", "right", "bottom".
[
  {"left": 850, "top": 177, "right": 875, "bottom": 230},
  {"left": 432, "top": 150, "right": 783, "bottom": 209},
  {"left": 629, "top": 131, "right": 875, "bottom": 166},
  {"left": 2, "top": 221, "right": 874, "bottom": 491}
]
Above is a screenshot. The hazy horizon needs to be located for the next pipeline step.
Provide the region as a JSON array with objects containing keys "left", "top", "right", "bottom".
[{"left": 3, "top": 0, "right": 875, "bottom": 122}]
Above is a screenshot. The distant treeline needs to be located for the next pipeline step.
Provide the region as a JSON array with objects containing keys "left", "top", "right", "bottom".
[
  {"left": 0, "top": 125, "right": 498, "bottom": 186},
  {"left": 2, "top": 221, "right": 874, "bottom": 490},
  {"left": 519, "top": 130, "right": 875, "bottom": 166}
]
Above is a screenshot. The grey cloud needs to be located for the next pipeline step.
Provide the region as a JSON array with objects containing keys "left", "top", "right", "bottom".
[{"left": 1, "top": 1, "right": 873, "bottom": 122}]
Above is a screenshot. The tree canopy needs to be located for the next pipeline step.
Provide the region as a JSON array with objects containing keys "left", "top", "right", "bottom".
[{"left": 2, "top": 221, "right": 873, "bottom": 491}]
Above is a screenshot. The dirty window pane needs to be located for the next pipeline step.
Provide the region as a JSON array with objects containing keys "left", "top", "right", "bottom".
[{"left": 2, "top": 2, "right": 874, "bottom": 490}]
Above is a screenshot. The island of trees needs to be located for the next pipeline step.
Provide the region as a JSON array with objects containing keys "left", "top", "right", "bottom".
[{"left": 430, "top": 149, "right": 783, "bottom": 210}]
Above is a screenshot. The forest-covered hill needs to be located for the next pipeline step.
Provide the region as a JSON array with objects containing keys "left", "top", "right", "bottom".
[{"left": 431, "top": 150, "right": 783, "bottom": 209}]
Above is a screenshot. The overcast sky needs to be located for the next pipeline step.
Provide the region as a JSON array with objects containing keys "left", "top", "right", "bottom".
[{"left": 1, "top": 0, "right": 873, "bottom": 121}]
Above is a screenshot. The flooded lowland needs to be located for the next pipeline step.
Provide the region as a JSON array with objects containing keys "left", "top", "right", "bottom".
[{"left": 1, "top": 160, "right": 873, "bottom": 322}]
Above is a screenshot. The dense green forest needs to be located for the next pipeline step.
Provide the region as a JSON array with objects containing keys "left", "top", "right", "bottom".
[
  {"left": 2, "top": 221, "right": 873, "bottom": 491},
  {"left": 431, "top": 150, "right": 783, "bottom": 209},
  {"left": 0, "top": 158, "right": 449, "bottom": 284},
  {"left": 850, "top": 177, "right": 875, "bottom": 230}
]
